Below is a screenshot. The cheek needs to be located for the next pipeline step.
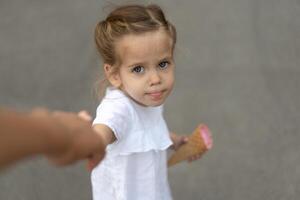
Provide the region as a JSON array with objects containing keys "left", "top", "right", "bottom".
[
  {"left": 166, "top": 72, "right": 175, "bottom": 86},
  {"left": 123, "top": 77, "right": 144, "bottom": 93},
  {"left": 119, "top": 70, "right": 133, "bottom": 87}
]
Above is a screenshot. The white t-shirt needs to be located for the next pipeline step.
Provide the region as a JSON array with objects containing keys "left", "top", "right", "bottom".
[{"left": 91, "top": 87, "right": 173, "bottom": 200}]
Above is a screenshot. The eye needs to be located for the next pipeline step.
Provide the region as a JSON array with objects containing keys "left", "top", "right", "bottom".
[
  {"left": 158, "top": 61, "right": 169, "bottom": 69},
  {"left": 132, "top": 66, "right": 145, "bottom": 74}
]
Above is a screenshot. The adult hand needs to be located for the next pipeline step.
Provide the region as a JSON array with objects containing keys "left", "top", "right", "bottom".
[{"left": 30, "top": 109, "right": 106, "bottom": 169}]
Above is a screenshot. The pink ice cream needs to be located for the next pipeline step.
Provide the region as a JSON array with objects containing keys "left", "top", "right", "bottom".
[{"left": 200, "top": 124, "right": 213, "bottom": 149}]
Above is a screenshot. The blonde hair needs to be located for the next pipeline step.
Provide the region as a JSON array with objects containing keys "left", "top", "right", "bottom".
[{"left": 94, "top": 4, "right": 177, "bottom": 96}]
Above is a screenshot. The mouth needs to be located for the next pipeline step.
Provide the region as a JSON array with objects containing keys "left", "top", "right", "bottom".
[{"left": 146, "top": 90, "right": 166, "bottom": 101}]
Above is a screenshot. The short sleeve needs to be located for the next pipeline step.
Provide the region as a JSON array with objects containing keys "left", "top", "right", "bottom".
[{"left": 93, "top": 99, "right": 131, "bottom": 141}]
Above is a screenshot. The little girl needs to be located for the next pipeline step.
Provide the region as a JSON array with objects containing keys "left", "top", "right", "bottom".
[{"left": 91, "top": 4, "right": 201, "bottom": 200}]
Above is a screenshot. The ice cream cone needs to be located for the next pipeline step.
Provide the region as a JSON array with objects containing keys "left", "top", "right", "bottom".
[{"left": 168, "top": 124, "right": 213, "bottom": 167}]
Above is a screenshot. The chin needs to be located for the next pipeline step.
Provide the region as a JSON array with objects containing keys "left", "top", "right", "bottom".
[
  {"left": 133, "top": 97, "right": 165, "bottom": 107},
  {"left": 146, "top": 101, "right": 164, "bottom": 107}
]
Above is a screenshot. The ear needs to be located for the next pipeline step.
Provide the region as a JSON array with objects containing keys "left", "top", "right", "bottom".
[{"left": 103, "top": 64, "right": 122, "bottom": 88}]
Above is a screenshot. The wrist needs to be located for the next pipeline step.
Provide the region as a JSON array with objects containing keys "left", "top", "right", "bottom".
[{"left": 169, "top": 132, "right": 178, "bottom": 142}]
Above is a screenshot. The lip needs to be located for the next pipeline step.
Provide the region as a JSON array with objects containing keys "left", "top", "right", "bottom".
[{"left": 146, "top": 90, "right": 166, "bottom": 100}]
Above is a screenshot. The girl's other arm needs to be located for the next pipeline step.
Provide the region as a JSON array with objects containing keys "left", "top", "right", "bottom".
[
  {"left": 169, "top": 131, "right": 203, "bottom": 162},
  {"left": 169, "top": 132, "right": 188, "bottom": 150}
]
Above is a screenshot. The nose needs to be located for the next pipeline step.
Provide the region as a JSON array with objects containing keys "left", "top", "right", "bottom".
[{"left": 149, "top": 70, "right": 161, "bottom": 86}]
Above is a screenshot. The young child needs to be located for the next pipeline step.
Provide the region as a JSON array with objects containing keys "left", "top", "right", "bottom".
[{"left": 91, "top": 4, "right": 202, "bottom": 200}]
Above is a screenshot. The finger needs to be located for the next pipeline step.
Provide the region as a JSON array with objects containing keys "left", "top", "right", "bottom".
[
  {"left": 78, "top": 110, "right": 92, "bottom": 122},
  {"left": 177, "top": 137, "right": 186, "bottom": 146},
  {"left": 86, "top": 152, "right": 105, "bottom": 171},
  {"left": 194, "top": 155, "right": 200, "bottom": 159},
  {"left": 47, "top": 155, "right": 74, "bottom": 167},
  {"left": 32, "top": 107, "right": 48, "bottom": 114},
  {"left": 183, "top": 137, "right": 189, "bottom": 143},
  {"left": 86, "top": 154, "right": 94, "bottom": 171},
  {"left": 173, "top": 144, "right": 179, "bottom": 151},
  {"left": 86, "top": 160, "right": 94, "bottom": 171},
  {"left": 187, "top": 155, "right": 197, "bottom": 162}
]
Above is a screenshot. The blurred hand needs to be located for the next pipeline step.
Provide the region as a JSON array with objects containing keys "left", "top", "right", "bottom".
[
  {"left": 30, "top": 109, "right": 105, "bottom": 170},
  {"left": 78, "top": 110, "right": 105, "bottom": 171}
]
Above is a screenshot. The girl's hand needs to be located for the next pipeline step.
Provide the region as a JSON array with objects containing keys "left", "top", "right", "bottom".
[
  {"left": 187, "top": 153, "right": 202, "bottom": 163},
  {"left": 77, "top": 110, "right": 105, "bottom": 171},
  {"left": 170, "top": 132, "right": 188, "bottom": 151},
  {"left": 170, "top": 132, "right": 203, "bottom": 163}
]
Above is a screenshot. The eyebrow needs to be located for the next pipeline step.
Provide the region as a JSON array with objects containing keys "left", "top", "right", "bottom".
[
  {"left": 127, "top": 61, "right": 146, "bottom": 68},
  {"left": 127, "top": 55, "right": 173, "bottom": 68}
]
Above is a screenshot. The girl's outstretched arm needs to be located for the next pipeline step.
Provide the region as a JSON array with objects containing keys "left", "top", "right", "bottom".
[
  {"left": 92, "top": 124, "right": 116, "bottom": 147},
  {"left": 86, "top": 124, "right": 116, "bottom": 170},
  {"left": 169, "top": 132, "right": 188, "bottom": 150}
]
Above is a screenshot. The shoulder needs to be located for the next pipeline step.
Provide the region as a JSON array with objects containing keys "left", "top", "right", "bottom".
[{"left": 95, "top": 88, "right": 134, "bottom": 121}]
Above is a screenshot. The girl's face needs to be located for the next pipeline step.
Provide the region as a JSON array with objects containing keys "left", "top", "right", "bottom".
[{"left": 109, "top": 29, "right": 175, "bottom": 107}]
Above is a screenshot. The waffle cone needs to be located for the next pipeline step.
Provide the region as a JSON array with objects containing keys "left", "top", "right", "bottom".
[{"left": 168, "top": 124, "right": 212, "bottom": 167}]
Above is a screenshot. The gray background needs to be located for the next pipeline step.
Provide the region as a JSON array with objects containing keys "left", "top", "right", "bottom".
[{"left": 0, "top": 0, "right": 299, "bottom": 199}]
